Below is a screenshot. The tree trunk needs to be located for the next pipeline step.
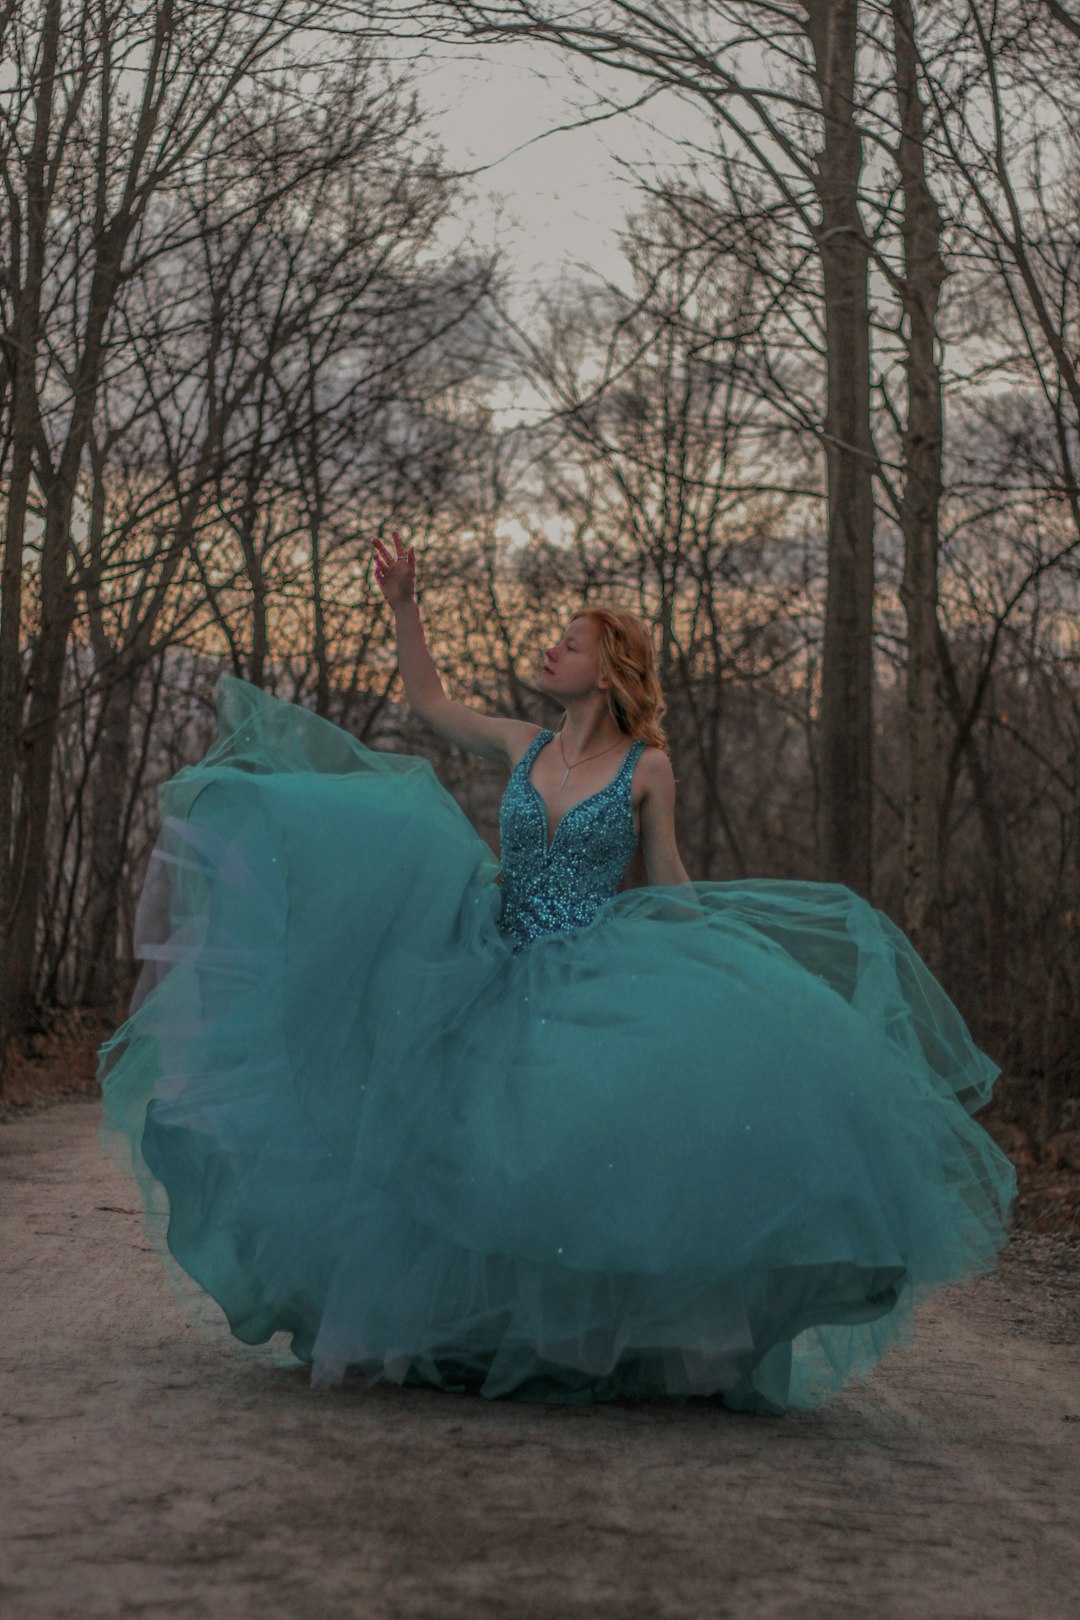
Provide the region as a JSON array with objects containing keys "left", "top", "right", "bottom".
[
  {"left": 0, "top": 0, "right": 61, "bottom": 1083},
  {"left": 892, "top": 0, "right": 948, "bottom": 967},
  {"left": 4, "top": 491, "right": 78, "bottom": 1031},
  {"left": 0, "top": 365, "right": 40, "bottom": 1055},
  {"left": 937, "top": 630, "right": 1008, "bottom": 1034},
  {"left": 804, "top": 0, "right": 876, "bottom": 897},
  {"left": 4, "top": 231, "right": 131, "bottom": 1032},
  {"left": 81, "top": 664, "right": 136, "bottom": 1009}
]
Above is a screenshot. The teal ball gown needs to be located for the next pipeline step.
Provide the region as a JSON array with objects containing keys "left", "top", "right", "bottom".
[{"left": 99, "top": 676, "right": 1016, "bottom": 1412}]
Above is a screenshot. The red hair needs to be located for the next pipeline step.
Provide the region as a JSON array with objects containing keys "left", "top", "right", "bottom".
[{"left": 571, "top": 606, "right": 668, "bottom": 750}]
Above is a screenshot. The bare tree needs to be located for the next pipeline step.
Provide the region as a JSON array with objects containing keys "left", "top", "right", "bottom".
[
  {"left": 0, "top": 1, "right": 376, "bottom": 1053},
  {"left": 492, "top": 197, "right": 815, "bottom": 874},
  {"left": 387, "top": 0, "right": 879, "bottom": 894},
  {"left": 0, "top": 1, "right": 498, "bottom": 1059},
  {"left": 889, "top": 0, "right": 949, "bottom": 967}
]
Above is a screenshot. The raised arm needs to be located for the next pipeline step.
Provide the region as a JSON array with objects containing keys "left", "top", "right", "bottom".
[{"left": 373, "top": 532, "right": 540, "bottom": 768}]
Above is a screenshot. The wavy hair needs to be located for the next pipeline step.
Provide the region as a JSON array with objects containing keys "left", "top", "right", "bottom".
[{"left": 563, "top": 606, "right": 668, "bottom": 751}]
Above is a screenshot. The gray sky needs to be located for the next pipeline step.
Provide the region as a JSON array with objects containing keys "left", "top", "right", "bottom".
[
  {"left": 413, "top": 41, "right": 711, "bottom": 299},
  {"left": 401, "top": 40, "right": 718, "bottom": 439}
]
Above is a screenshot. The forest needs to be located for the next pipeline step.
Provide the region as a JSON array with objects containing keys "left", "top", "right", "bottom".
[{"left": 1, "top": 0, "right": 1077, "bottom": 1164}]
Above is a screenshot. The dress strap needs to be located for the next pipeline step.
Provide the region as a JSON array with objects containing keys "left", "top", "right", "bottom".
[
  {"left": 517, "top": 728, "right": 553, "bottom": 774},
  {"left": 618, "top": 738, "right": 647, "bottom": 783}
]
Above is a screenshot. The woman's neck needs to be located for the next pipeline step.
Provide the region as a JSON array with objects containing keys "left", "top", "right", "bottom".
[{"left": 555, "top": 695, "right": 626, "bottom": 757}]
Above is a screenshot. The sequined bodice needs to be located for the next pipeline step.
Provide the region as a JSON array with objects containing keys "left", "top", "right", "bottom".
[{"left": 496, "top": 729, "right": 646, "bottom": 952}]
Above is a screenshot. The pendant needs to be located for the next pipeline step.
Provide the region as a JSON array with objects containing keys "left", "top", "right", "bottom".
[{"left": 560, "top": 766, "right": 570, "bottom": 787}]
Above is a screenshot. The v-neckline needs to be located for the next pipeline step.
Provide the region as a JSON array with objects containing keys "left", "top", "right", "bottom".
[{"left": 524, "top": 730, "right": 639, "bottom": 855}]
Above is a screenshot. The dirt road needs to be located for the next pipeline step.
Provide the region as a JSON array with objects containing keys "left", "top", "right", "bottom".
[{"left": 2, "top": 1101, "right": 1078, "bottom": 1620}]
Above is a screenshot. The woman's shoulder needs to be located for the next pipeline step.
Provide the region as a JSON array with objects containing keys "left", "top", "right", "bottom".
[{"left": 632, "top": 745, "right": 676, "bottom": 800}]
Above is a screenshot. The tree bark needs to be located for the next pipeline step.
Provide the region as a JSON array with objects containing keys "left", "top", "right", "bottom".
[
  {"left": 0, "top": 0, "right": 61, "bottom": 1080},
  {"left": 803, "top": 0, "right": 876, "bottom": 897},
  {"left": 81, "top": 664, "right": 136, "bottom": 1008},
  {"left": 892, "top": 0, "right": 948, "bottom": 967},
  {"left": 4, "top": 490, "right": 79, "bottom": 1030},
  {"left": 4, "top": 214, "right": 134, "bottom": 1032}
]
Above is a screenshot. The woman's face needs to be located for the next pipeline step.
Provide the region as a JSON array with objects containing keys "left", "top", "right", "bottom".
[{"left": 537, "top": 616, "right": 603, "bottom": 697}]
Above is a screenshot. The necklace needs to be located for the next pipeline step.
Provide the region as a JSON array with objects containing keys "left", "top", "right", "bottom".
[{"left": 556, "top": 730, "right": 624, "bottom": 788}]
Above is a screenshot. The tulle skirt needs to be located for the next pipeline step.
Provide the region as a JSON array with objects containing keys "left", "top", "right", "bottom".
[{"left": 99, "top": 677, "right": 1016, "bottom": 1412}]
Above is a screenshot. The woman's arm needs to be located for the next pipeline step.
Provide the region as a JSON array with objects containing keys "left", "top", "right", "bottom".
[
  {"left": 375, "top": 533, "right": 539, "bottom": 768},
  {"left": 638, "top": 750, "right": 693, "bottom": 886}
]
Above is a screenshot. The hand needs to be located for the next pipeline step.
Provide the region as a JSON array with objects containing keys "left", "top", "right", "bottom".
[{"left": 372, "top": 530, "right": 416, "bottom": 608}]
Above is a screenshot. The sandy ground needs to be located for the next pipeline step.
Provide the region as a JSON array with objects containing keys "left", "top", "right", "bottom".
[{"left": 2, "top": 1101, "right": 1078, "bottom": 1620}]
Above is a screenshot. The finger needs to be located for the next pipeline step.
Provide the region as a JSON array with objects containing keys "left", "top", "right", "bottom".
[
  {"left": 392, "top": 530, "right": 405, "bottom": 555},
  {"left": 373, "top": 538, "right": 392, "bottom": 563}
]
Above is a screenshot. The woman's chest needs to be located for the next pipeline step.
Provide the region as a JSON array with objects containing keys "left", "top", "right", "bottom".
[
  {"left": 526, "top": 756, "right": 643, "bottom": 841},
  {"left": 500, "top": 736, "right": 644, "bottom": 860}
]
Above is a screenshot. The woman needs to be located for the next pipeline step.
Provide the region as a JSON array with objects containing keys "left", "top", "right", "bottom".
[
  {"left": 100, "top": 531, "right": 1016, "bottom": 1412},
  {"left": 376, "top": 534, "right": 692, "bottom": 931}
]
